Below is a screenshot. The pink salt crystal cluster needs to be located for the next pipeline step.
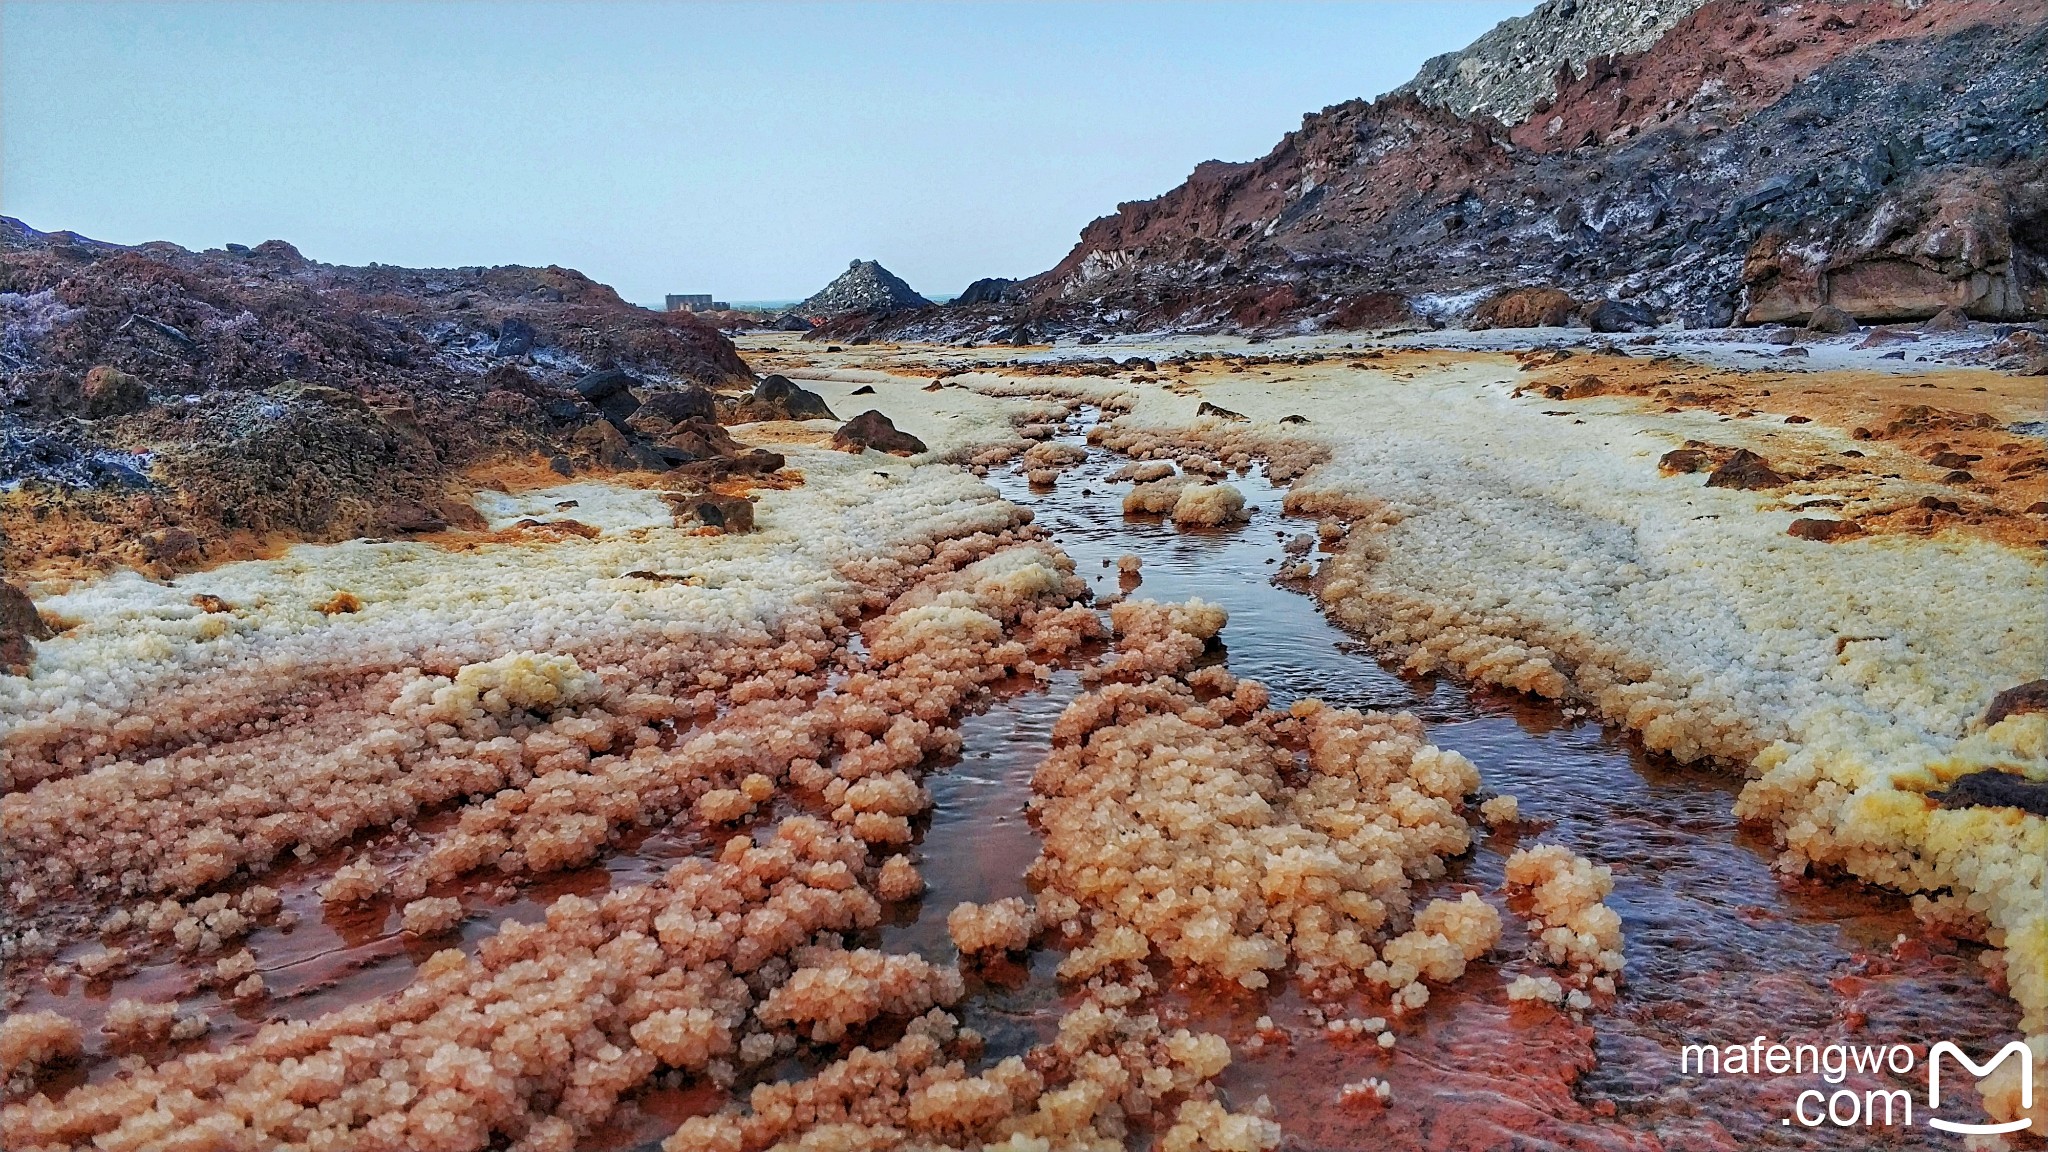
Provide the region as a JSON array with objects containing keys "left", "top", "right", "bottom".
[
  {"left": 1503, "top": 844, "right": 1627, "bottom": 983},
  {"left": 757, "top": 947, "right": 964, "bottom": 1042},
  {"left": 1028, "top": 598, "right": 1493, "bottom": 1001},
  {"left": 946, "top": 897, "right": 1038, "bottom": 956},
  {"left": 664, "top": 986, "right": 1273, "bottom": 1152},
  {"left": 0, "top": 1012, "right": 81, "bottom": 1086}
]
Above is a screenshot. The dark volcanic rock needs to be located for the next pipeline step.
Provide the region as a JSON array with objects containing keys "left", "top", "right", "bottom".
[
  {"left": 573, "top": 367, "right": 642, "bottom": 424},
  {"left": 1984, "top": 679, "right": 2048, "bottom": 726},
  {"left": 636, "top": 384, "right": 720, "bottom": 427},
  {"left": 734, "top": 375, "right": 836, "bottom": 422},
  {"left": 1930, "top": 769, "right": 2048, "bottom": 817},
  {"left": 955, "top": 277, "right": 1019, "bottom": 306},
  {"left": 1581, "top": 298, "right": 1657, "bottom": 333},
  {"left": 1704, "top": 448, "right": 1788, "bottom": 490},
  {"left": 794, "top": 260, "right": 931, "bottom": 318},
  {"left": 495, "top": 316, "right": 535, "bottom": 358},
  {"left": 832, "top": 410, "right": 927, "bottom": 456}
]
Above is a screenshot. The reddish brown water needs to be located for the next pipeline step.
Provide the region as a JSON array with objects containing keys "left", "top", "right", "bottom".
[{"left": 15, "top": 413, "right": 2031, "bottom": 1150}]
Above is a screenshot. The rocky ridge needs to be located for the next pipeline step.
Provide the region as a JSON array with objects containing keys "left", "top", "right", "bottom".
[
  {"left": 1395, "top": 0, "right": 1710, "bottom": 123},
  {"left": 857, "top": 0, "right": 2048, "bottom": 342},
  {"left": 0, "top": 220, "right": 780, "bottom": 578}
]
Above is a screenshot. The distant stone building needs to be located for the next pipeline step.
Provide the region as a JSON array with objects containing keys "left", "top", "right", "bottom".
[{"left": 665, "top": 294, "right": 727, "bottom": 312}]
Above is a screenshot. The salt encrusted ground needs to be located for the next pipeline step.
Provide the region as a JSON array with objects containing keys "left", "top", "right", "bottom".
[
  {"left": 768, "top": 332, "right": 2047, "bottom": 1130},
  {"left": 3, "top": 328, "right": 2043, "bottom": 1145}
]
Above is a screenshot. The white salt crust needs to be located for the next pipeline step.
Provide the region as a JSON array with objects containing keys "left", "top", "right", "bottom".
[{"left": 2, "top": 447, "right": 1023, "bottom": 793}]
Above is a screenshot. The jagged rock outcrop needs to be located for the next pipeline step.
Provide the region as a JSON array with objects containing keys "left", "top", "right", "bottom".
[
  {"left": 856, "top": 0, "right": 2047, "bottom": 341},
  {"left": 793, "top": 259, "right": 931, "bottom": 318},
  {"left": 1396, "top": 0, "right": 1709, "bottom": 123},
  {"left": 955, "top": 277, "right": 1019, "bottom": 306}
]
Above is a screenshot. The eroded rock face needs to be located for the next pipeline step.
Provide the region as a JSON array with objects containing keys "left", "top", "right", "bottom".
[
  {"left": 832, "top": 410, "right": 928, "bottom": 456},
  {"left": 1396, "top": 0, "right": 1711, "bottom": 124}
]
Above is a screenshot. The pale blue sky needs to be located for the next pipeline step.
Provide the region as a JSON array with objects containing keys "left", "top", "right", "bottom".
[{"left": 4, "top": 2, "right": 1529, "bottom": 305}]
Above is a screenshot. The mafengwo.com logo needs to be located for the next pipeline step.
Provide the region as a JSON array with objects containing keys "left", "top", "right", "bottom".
[{"left": 1679, "top": 1036, "right": 2036, "bottom": 1135}]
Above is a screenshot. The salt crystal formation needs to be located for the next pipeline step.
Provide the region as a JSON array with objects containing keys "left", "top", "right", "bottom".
[
  {"left": 947, "top": 898, "right": 1038, "bottom": 956},
  {"left": 663, "top": 987, "right": 1274, "bottom": 1152},
  {"left": 1028, "top": 598, "right": 1496, "bottom": 1001},
  {"left": 0, "top": 1012, "right": 81, "bottom": 1085},
  {"left": 1503, "top": 845, "right": 1626, "bottom": 982},
  {"left": 1087, "top": 398, "right": 2045, "bottom": 1076}
]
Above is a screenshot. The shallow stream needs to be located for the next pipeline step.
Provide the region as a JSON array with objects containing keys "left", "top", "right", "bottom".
[{"left": 886, "top": 414, "right": 2023, "bottom": 1151}]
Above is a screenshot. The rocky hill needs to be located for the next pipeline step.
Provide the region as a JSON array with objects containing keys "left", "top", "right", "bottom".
[
  {"left": 0, "top": 219, "right": 761, "bottom": 576},
  {"left": 871, "top": 0, "right": 2048, "bottom": 340},
  {"left": 792, "top": 259, "right": 931, "bottom": 319}
]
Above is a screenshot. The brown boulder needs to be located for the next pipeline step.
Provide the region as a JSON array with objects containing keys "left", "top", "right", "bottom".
[
  {"left": 81, "top": 365, "right": 149, "bottom": 419},
  {"left": 570, "top": 419, "right": 665, "bottom": 472},
  {"left": 1471, "top": 287, "right": 1577, "bottom": 329},
  {"left": 1983, "top": 680, "right": 2048, "bottom": 726},
  {"left": 379, "top": 502, "right": 448, "bottom": 534},
  {"left": 1658, "top": 448, "right": 1710, "bottom": 474},
  {"left": 1704, "top": 449, "right": 1787, "bottom": 490},
  {"left": 1924, "top": 306, "right": 1971, "bottom": 332},
  {"left": 658, "top": 417, "right": 746, "bottom": 462},
  {"left": 1806, "top": 304, "right": 1859, "bottom": 334},
  {"left": 1787, "top": 518, "right": 1862, "bottom": 541},
  {"left": 2, "top": 582, "right": 54, "bottom": 675},
  {"left": 140, "top": 527, "right": 204, "bottom": 568},
  {"left": 664, "top": 493, "right": 756, "bottom": 533},
  {"left": 832, "top": 410, "right": 927, "bottom": 456}
]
